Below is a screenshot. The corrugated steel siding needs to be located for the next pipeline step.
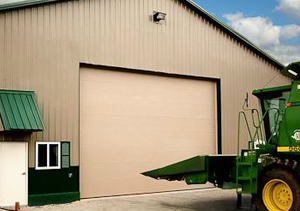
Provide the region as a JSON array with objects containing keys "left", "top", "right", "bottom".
[
  {"left": 0, "top": 0, "right": 290, "bottom": 167},
  {"left": 0, "top": 90, "right": 44, "bottom": 131}
]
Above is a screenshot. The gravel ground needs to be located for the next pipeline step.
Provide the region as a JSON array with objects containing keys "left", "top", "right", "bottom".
[{"left": 21, "top": 188, "right": 254, "bottom": 211}]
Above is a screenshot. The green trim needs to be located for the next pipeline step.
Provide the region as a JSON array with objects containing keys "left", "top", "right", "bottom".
[
  {"left": 28, "top": 192, "right": 80, "bottom": 206},
  {"left": 217, "top": 80, "right": 222, "bottom": 154},
  {"left": 0, "top": 0, "right": 65, "bottom": 11},
  {"left": 0, "top": 89, "right": 44, "bottom": 131},
  {"left": 0, "top": 90, "right": 35, "bottom": 94},
  {"left": 0, "top": 0, "right": 284, "bottom": 70},
  {"left": 252, "top": 85, "right": 291, "bottom": 96},
  {"left": 28, "top": 166, "right": 79, "bottom": 195}
]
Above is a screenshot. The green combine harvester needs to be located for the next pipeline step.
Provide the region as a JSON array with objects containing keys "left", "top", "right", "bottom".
[{"left": 142, "top": 61, "right": 300, "bottom": 211}]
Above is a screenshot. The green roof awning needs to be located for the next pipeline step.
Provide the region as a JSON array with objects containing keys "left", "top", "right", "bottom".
[{"left": 0, "top": 90, "right": 44, "bottom": 131}]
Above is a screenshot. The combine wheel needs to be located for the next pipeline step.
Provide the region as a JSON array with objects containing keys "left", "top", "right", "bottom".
[{"left": 256, "top": 166, "right": 300, "bottom": 211}]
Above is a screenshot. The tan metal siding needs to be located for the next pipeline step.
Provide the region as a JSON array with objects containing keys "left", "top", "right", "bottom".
[{"left": 0, "top": 0, "right": 290, "bottom": 167}]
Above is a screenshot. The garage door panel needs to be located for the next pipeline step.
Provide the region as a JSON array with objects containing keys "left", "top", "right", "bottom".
[
  {"left": 80, "top": 142, "right": 216, "bottom": 164},
  {"left": 81, "top": 99, "right": 215, "bottom": 118},
  {"left": 80, "top": 131, "right": 216, "bottom": 156},
  {"left": 80, "top": 114, "right": 215, "bottom": 132},
  {"left": 80, "top": 67, "right": 217, "bottom": 198}
]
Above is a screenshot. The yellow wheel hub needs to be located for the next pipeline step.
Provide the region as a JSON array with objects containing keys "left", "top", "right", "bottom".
[{"left": 263, "top": 179, "right": 293, "bottom": 211}]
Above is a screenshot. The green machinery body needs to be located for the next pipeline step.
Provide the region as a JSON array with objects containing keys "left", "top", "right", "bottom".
[{"left": 142, "top": 61, "right": 300, "bottom": 210}]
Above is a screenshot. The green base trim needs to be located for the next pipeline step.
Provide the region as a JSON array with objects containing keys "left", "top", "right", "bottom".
[
  {"left": 28, "top": 192, "right": 80, "bottom": 206},
  {"left": 28, "top": 166, "right": 79, "bottom": 195}
]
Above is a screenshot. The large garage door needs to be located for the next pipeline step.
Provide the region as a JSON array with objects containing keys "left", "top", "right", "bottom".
[{"left": 80, "top": 67, "right": 217, "bottom": 198}]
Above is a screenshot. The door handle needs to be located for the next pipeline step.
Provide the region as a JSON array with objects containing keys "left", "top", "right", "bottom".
[{"left": 21, "top": 172, "right": 26, "bottom": 175}]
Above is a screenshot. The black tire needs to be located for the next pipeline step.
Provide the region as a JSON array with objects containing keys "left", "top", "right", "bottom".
[{"left": 256, "top": 165, "right": 300, "bottom": 211}]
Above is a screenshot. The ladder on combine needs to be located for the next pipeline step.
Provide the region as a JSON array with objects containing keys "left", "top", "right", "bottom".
[{"left": 236, "top": 107, "right": 280, "bottom": 195}]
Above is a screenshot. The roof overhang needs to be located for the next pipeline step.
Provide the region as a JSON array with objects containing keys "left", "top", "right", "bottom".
[{"left": 0, "top": 89, "right": 44, "bottom": 132}]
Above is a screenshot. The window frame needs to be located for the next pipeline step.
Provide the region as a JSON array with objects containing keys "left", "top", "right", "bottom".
[{"left": 36, "top": 142, "right": 61, "bottom": 170}]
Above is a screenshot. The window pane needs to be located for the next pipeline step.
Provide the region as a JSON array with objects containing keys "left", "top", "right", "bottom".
[
  {"left": 61, "top": 142, "right": 70, "bottom": 156},
  {"left": 49, "top": 144, "right": 59, "bottom": 167},
  {"left": 263, "top": 91, "right": 290, "bottom": 141},
  {"left": 38, "top": 144, "right": 47, "bottom": 167},
  {"left": 62, "top": 156, "right": 70, "bottom": 168}
]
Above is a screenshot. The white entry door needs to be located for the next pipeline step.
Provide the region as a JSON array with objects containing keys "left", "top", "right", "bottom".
[{"left": 0, "top": 142, "right": 28, "bottom": 206}]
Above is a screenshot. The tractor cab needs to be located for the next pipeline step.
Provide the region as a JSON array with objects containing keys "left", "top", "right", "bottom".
[
  {"left": 253, "top": 61, "right": 300, "bottom": 149},
  {"left": 252, "top": 85, "right": 291, "bottom": 144}
]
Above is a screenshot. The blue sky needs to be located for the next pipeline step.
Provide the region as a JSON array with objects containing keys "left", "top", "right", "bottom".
[
  {"left": 194, "top": 0, "right": 300, "bottom": 64},
  {"left": 195, "top": 0, "right": 290, "bottom": 25}
]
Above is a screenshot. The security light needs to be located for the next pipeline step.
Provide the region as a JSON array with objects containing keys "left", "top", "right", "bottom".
[
  {"left": 288, "top": 69, "right": 298, "bottom": 76},
  {"left": 153, "top": 11, "right": 166, "bottom": 23}
]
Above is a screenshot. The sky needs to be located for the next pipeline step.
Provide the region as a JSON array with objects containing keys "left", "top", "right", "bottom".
[{"left": 194, "top": 0, "right": 300, "bottom": 65}]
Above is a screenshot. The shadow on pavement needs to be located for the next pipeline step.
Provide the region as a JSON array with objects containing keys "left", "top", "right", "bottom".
[{"left": 159, "top": 196, "right": 253, "bottom": 211}]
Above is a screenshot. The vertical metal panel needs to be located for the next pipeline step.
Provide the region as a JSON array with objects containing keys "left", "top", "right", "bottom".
[{"left": 0, "top": 0, "right": 290, "bottom": 167}]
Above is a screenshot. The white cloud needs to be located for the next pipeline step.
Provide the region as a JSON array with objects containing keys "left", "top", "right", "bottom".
[
  {"left": 224, "top": 12, "right": 281, "bottom": 47},
  {"left": 276, "top": 0, "right": 300, "bottom": 19},
  {"left": 223, "top": 12, "right": 300, "bottom": 64},
  {"left": 281, "top": 24, "right": 300, "bottom": 39},
  {"left": 223, "top": 12, "right": 244, "bottom": 22},
  {"left": 266, "top": 44, "right": 300, "bottom": 65}
]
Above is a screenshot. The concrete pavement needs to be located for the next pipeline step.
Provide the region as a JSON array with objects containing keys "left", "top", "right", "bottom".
[{"left": 24, "top": 188, "right": 253, "bottom": 211}]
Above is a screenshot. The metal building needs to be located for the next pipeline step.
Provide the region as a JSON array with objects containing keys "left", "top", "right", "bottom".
[{"left": 0, "top": 0, "right": 290, "bottom": 206}]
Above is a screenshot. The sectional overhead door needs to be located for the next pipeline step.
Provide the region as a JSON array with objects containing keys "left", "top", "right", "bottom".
[{"left": 80, "top": 67, "right": 217, "bottom": 198}]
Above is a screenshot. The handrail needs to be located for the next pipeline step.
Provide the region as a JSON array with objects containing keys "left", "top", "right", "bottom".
[
  {"left": 237, "top": 111, "right": 253, "bottom": 157},
  {"left": 237, "top": 107, "right": 280, "bottom": 157},
  {"left": 251, "top": 109, "right": 264, "bottom": 143}
]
